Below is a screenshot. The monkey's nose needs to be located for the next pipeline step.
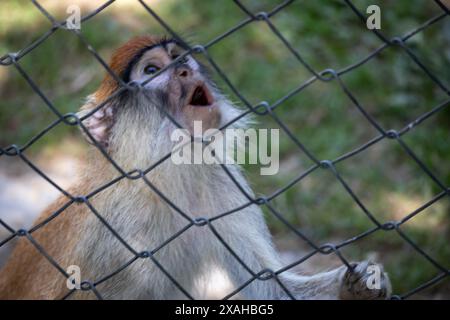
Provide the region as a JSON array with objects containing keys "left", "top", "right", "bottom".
[{"left": 176, "top": 66, "right": 192, "bottom": 78}]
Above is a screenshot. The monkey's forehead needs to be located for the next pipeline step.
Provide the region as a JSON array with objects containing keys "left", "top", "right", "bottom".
[
  {"left": 108, "top": 36, "right": 186, "bottom": 78},
  {"left": 95, "top": 36, "right": 186, "bottom": 102},
  {"left": 121, "top": 38, "right": 183, "bottom": 82}
]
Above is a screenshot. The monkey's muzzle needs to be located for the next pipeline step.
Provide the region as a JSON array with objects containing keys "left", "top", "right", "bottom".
[{"left": 179, "top": 80, "right": 221, "bottom": 131}]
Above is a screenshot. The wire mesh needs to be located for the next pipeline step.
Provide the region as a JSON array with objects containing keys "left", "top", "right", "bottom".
[{"left": 0, "top": 0, "right": 449, "bottom": 300}]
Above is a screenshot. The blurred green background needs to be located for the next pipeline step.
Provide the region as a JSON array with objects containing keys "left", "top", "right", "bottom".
[{"left": 0, "top": 0, "right": 449, "bottom": 298}]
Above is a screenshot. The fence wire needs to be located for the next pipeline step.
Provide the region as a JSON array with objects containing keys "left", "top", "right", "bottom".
[{"left": 0, "top": 0, "right": 449, "bottom": 300}]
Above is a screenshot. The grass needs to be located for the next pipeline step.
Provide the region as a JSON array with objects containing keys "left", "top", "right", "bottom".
[{"left": 0, "top": 0, "right": 449, "bottom": 297}]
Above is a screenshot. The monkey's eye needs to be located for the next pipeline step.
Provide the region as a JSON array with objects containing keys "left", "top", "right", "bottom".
[{"left": 143, "top": 65, "right": 159, "bottom": 75}]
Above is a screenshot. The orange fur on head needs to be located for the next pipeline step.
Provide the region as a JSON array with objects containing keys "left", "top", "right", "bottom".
[{"left": 95, "top": 35, "right": 164, "bottom": 102}]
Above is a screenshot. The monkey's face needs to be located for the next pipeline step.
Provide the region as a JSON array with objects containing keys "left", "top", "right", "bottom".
[
  {"left": 79, "top": 37, "right": 243, "bottom": 165},
  {"left": 127, "top": 41, "right": 221, "bottom": 134}
]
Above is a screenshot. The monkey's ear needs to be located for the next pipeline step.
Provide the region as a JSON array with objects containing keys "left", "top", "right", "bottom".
[{"left": 77, "top": 96, "right": 115, "bottom": 149}]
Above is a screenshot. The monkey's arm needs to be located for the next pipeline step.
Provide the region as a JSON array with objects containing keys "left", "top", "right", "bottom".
[{"left": 279, "top": 261, "right": 391, "bottom": 300}]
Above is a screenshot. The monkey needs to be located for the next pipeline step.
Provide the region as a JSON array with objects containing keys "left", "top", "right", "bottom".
[{"left": 0, "top": 35, "right": 391, "bottom": 300}]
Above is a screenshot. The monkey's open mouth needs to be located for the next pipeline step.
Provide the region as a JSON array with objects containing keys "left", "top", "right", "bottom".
[{"left": 188, "top": 84, "right": 213, "bottom": 107}]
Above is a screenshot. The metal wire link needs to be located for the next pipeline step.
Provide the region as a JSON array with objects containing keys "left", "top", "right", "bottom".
[{"left": 0, "top": 0, "right": 449, "bottom": 300}]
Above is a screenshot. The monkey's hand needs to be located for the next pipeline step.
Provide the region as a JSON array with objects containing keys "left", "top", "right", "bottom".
[{"left": 339, "top": 261, "right": 392, "bottom": 300}]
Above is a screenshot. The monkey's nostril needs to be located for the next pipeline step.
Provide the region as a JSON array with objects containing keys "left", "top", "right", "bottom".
[{"left": 177, "top": 67, "right": 191, "bottom": 78}]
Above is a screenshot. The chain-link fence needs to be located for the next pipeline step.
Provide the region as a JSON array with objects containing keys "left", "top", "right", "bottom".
[{"left": 0, "top": 0, "right": 449, "bottom": 300}]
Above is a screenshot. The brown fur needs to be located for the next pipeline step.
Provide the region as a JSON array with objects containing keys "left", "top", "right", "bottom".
[
  {"left": 95, "top": 35, "right": 160, "bottom": 102},
  {"left": 0, "top": 191, "right": 85, "bottom": 299}
]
